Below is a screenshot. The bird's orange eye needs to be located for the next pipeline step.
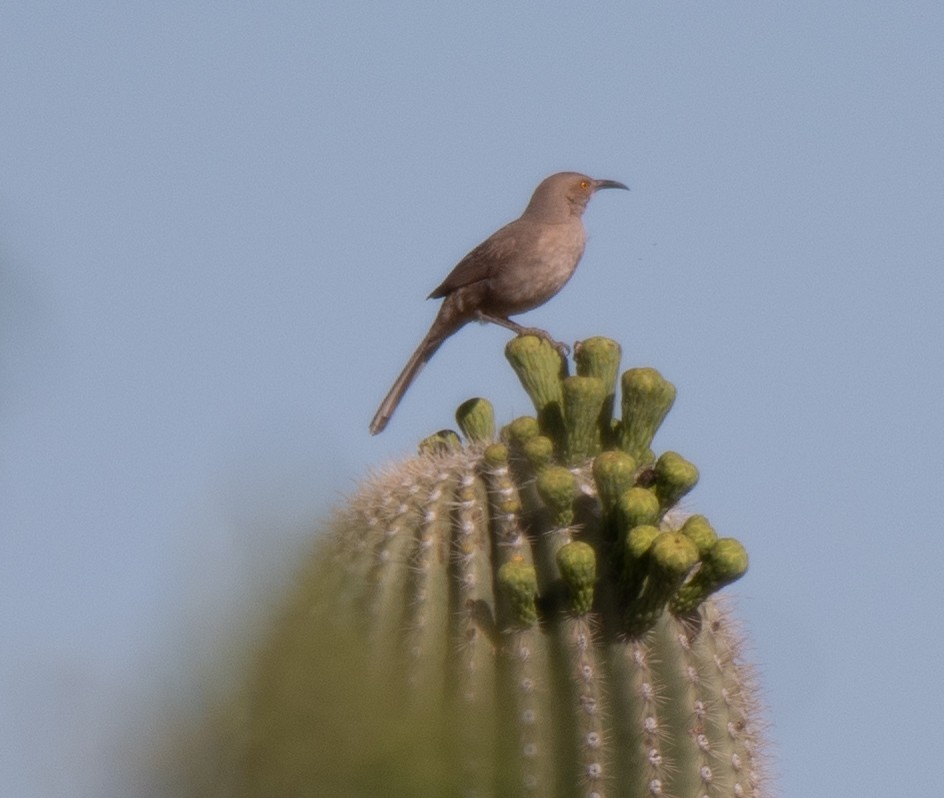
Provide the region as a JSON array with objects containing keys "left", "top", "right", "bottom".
[{"left": 580, "top": 180, "right": 590, "bottom": 190}]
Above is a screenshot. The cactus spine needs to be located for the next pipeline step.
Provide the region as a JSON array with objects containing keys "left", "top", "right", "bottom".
[{"left": 239, "top": 336, "right": 768, "bottom": 798}]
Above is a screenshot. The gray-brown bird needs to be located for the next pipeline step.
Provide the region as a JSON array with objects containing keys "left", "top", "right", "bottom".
[{"left": 369, "top": 171, "right": 628, "bottom": 435}]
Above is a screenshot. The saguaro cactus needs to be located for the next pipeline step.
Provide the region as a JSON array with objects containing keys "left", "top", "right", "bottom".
[{"left": 237, "top": 336, "right": 769, "bottom": 798}]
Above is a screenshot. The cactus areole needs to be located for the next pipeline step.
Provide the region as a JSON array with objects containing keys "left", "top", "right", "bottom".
[{"left": 245, "top": 336, "right": 769, "bottom": 798}]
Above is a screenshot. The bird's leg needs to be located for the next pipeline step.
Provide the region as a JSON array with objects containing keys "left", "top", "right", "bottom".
[{"left": 476, "top": 312, "right": 571, "bottom": 358}]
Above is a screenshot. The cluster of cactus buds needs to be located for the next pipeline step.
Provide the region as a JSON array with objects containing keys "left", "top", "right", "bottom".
[{"left": 236, "top": 336, "right": 769, "bottom": 798}]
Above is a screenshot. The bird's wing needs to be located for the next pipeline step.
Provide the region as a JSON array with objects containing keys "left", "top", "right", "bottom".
[{"left": 427, "top": 224, "right": 518, "bottom": 299}]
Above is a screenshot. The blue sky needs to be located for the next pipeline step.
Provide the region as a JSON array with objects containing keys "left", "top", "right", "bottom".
[{"left": 2, "top": 3, "right": 943, "bottom": 795}]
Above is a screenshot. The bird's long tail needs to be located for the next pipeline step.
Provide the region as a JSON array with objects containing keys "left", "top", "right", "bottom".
[{"left": 369, "top": 318, "right": 458, "bottom": 435}]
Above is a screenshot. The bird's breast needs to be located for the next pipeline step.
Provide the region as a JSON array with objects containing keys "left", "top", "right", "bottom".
[{"left": 484, "top": 223, "right": 586, "bottom": 315}]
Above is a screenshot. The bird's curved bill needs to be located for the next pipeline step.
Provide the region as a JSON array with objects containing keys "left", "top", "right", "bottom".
[{"left": 594, "top": 179, "right": 630, "bottom": 191}]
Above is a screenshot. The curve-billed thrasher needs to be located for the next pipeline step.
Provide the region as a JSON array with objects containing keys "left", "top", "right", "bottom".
[{"left": 369, "top": 171, "right": 628, "bottom": 435}]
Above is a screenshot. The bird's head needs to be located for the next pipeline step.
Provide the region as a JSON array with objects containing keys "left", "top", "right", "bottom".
[{"left": 524, "top": 172, "right": 629, "bottom": 220}]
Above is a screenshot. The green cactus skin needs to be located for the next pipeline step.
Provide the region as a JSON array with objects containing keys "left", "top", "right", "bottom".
[{"left": 236, "top": 336, "right": 769, "bottom": 798}]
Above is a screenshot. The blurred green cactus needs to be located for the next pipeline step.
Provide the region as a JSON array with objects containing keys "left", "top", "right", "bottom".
[{"left": 230, "top": 336, "right": 768, "bottom": 798}]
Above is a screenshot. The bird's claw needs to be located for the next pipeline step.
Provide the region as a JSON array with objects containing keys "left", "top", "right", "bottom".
[{"left": 517, "top": 327, "right": 570, "bottom": 359}]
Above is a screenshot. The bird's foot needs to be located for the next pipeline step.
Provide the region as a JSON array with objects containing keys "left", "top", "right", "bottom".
[{"left": 516, "top": 327, "right": 570, "bottom": 359}]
